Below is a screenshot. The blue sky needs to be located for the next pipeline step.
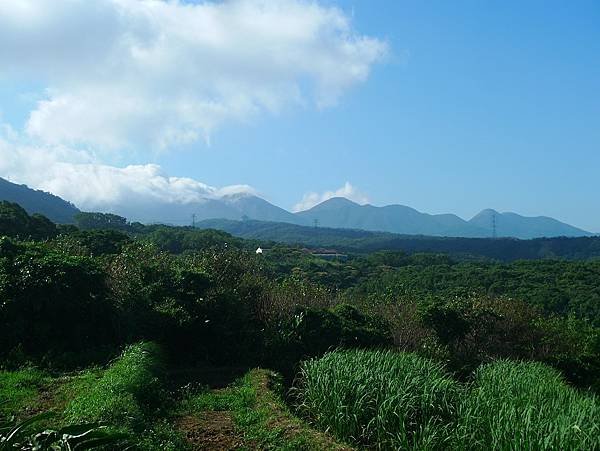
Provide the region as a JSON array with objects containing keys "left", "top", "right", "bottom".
[{"left": 1, "top": 0, "right": 599, "bottom": 231}]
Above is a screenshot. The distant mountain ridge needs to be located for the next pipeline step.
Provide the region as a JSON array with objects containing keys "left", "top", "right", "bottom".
[
  {"left": 0, "top": 177, "right": 593, "bottom": 238},
  {"left": 103, "top": 193, "right": 308, "bottom": 226},
  {"left": 296, "top": 197, "right": 489, "bottom": 237},
  {"left": 468, "top": 209, "right": 590, "bottom": 240},
  {"left": 0, "top": 177, "right": 80, "bottom": 223},
  {"left": 296, "top": 197, "right": 592, "bottom": 239}
]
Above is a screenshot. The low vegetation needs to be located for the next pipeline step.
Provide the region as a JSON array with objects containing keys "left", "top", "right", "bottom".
[
  {"left": 183, "top": 368, "right": 350, "bottom": 450},
  {"left": 0, "top": 368, "right": 49, "bottom": 418},
  {"left": 0, "top": 413, "right": 127, "bottom": 451},
  {"left": 297, "top": 350, "right": 459, "bottom": 449},
  {"left": 297, "top": 350, "right": 600, "bottom": 450},
  {"left": 64, "top": 342, "right": 164, "bottom": 426},
  {"left": 454, "top": 360, "right": 600, "bottom": 450}
]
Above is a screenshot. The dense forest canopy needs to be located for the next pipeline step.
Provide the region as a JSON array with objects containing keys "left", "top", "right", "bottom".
[{"left": 196, "top": 218, "right": 600, "bottom": 261}]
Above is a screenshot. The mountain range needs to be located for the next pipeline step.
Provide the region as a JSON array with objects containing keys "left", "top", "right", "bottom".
[
  {"left": 296, "top": 197, "right": 592, "bottom": 239},
  {"left": 0, "top": 177, "right": 593, "bottom": 239}
]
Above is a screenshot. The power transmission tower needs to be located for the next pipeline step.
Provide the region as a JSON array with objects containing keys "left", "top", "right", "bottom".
[
  {"left": 313, "top": 219, "right": 319, "bottom": 229},
  {"left": 192, "top": 214, "right": 196, "bottom": 228},
  {"left": 492, "top": 212, "right": 497, "bottom": 238}
]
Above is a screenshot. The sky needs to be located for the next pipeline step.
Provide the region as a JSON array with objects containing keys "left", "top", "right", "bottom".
[{"left": 0, "top": 0, "right": 599, "bottom": 231}]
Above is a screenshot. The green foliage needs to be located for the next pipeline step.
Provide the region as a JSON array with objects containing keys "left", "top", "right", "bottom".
[
  {"left": 350, "top": 258, "right": 600, "bottom": 325},
  {"left": 141, "top": 226, "right": 241, "bottom": 254},
  {"left": 297, "top": 349, "right": 460, "bottom": 449},
  {"left": 135, "top": 419, "right": 189, "bottom": 451},
  {"left": 265, "top": 304, "right": 392, "bottom": 378},
  {"left": 298, "top": 352, "right": 600, "bottom": 450},
  {"left": 184, "top": 369, "right": 348, "bottom": 450},
  {"left": 59, "top": 229, "right": 132, "bottom": 256},
  {"left": 0, "top": 412, "right": 129, "bottom": 450},
  {"left": 0, "top": 241, "right": 115, "bottom": 361},
  {"left": 0, "top": 368, "right": 48, "bottom": 418},
  {"left": 74, "top": 212, "right": 130, "bottom": 232},
  {"left": 0, "top": 202, "right": 57, "bottom": 240},
  {"left": 106, "top": 244, "right": 266, "bottom": 365},
  {"left": 374, "top": 294, "right": 600, "bottom": 388},
  {"left": 64, "top": 342, "right": 164, "bottom": 428},
  {"left": 1, "top": 204, "right": 599, "bottom": 450},
  {"left": 537, "top": 316, "right": 600, "bottom": 391},
  {"left": 453, "top": 360, "right": 600, "bottom": 450}
]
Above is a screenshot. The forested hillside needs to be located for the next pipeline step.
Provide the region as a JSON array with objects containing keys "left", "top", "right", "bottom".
[
  {"left": 197, "top": 218, "right": 600, "bottom": 261},
  {"left": 0, "top": 178, "right": 79, "bottom": 223}
]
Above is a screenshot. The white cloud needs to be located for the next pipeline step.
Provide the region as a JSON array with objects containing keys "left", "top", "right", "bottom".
[
  {"left": 293, "top": 181, "right": 369, "bottom": 212},
  {"left": 0, "top": 128, "right": 255, "bottom": 213},
  {"left": 0, "top": 1, "right": 384, "bottom": 220},
  {"left": 0, "top": 0, "right": 387, "bottom": 152}
]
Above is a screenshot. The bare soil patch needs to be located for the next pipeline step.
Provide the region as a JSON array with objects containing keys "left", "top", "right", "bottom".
[{"left": 177, "top": 412, "right": 248, "bottom": 450}]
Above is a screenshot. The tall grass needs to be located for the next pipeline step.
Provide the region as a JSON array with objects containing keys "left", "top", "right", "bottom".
[
  {"left": 64, "top": 342, "right": 164, "bottom": 427},
  {"left": 297, "top": 349, "right": 459, "bottom": 449},
  {"left": 453, "top": 360, "right": 600, "bottom": 450}
]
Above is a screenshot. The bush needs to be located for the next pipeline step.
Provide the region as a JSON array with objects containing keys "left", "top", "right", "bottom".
[
  {"left": 297, "top": 349, "right": 459, "bottom": 449},
  {"left": 0, "top": 241, "right": 115, "bottom": 361},
  {"left": 453, "top": 360, "right": 600, "bottom": 450},
  {"left": 107, "top": 245, "right": 266, "bottom": 366},
  {"left": 265, "top": 304, "right": 392, "bottom": 378},
  {"left": 537, "top": 316, "right": 600, "bottom": 391}
]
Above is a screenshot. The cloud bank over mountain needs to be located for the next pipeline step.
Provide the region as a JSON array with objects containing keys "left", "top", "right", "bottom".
[
  {"left": 0, "top": 0, "right": 385, "bottom": 211},
  {"left": 0, "top": 127, "right": 256, "bottom": 211}
]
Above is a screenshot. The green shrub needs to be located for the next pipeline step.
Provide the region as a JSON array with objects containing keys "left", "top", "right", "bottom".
[
  {"left": 107, "top": 245, "right": 265, "bottom": 366},
  {"left": 265, "top": 305, "right": 392, "bottom": 379},
  {"left": 453, "top": 360, "right": 600, "bottom": 450},
  {"left": 64, "top": 342, "right": 164, "bottom": 428},
  {"left": 297, "top": 349, "right": 459, "bottom": 449},
  {"left": 0, "top": 241, "right": 115, "bottom": 361}
]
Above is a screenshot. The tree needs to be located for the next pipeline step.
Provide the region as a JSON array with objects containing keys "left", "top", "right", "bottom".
[{"left": 74, "top": 212, "right": 130, "bottom": 231}]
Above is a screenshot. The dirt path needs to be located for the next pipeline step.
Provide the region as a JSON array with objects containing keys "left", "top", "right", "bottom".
[
  {"left": 171, "top": 367, "right": 250, "bottom": 450},
  {"left": 177, "top": 411, "right": 247, "bottom": 450},
  {"left": 172, "top": 367, "right": 351, "bottom": 450}
]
